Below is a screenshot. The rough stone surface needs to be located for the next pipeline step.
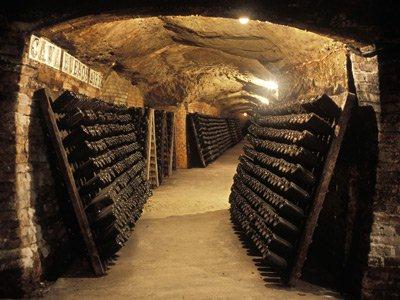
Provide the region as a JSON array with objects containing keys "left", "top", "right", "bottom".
[{"left": 39, "top": 15, "right": 347, "bottom": 110}]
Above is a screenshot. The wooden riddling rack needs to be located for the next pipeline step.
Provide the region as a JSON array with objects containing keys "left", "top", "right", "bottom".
[
  {"left": 187, "top": 113, "right": 243, "bottom": 167},
  {"left": 145, "top": 109, "right": 176, "bottom": 188},
  {"left": 38, "top": 89, "right": 152, "bottom": 275},
  {"left": 229, "top": 93, "right": 355, "bottom": 284}
]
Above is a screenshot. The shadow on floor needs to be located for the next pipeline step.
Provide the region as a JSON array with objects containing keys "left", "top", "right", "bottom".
[{"left": 59, "top": 255, "right": 122, "bottom": 279}]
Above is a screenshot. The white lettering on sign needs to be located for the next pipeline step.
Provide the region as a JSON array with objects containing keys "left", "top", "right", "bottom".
[
  {"left": 29, "top": 34, "right": 103, "bottom": 89},
  {"left": 28, "top": 35, "right": 41, "bottom": 61},
  {"left": 61, "top": 51, "right": 73, "bottom": 74},
  {"left": 89, "top": 69, "right": 103, "bottom": 89},
  {"left": 29, "top": 35, "right": 62, "bottom": 70},
  {"left": 63, "top": 52, "right": 89, "bottom": 82}
]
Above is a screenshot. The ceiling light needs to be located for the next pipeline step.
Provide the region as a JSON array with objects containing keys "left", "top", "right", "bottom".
[
  {"left": 243, "top": 112, "right": 248, "bottom": 117},
  {"left": 239, "top": 17, "right": 250, "bottom": 25},
  {"left": 252, "top": 78, "right": 279, "bottom": 90},
  {"left": 264, "top": 80, "right": 278, "bottom": 90}
]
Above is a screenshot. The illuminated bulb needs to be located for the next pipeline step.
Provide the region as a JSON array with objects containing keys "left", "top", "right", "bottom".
[
  {"left": 264, "top": 80, "right": 278, "bottom": 90},
  {"left": 252, "top": 78, "right": 279, "bottom": 90},
  {"left": 239, "top": 17, "right": 250, "bottom": 25},
  {"left": 243, "top": 112, "right": 248, "bottom": 117}
]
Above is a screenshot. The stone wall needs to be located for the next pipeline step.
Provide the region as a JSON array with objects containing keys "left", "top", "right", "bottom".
[
  {"left": 280, "top": 44, "right": 348, "bottom": 106},
  {"left": 187, "top": 102, "right": 220, "bottom": 116},
  {"left": 0, "top": 25, "right": 145, "bottom": 297},
  {"left": 350, "top": 46, "right": 400, "bottom": 299}
]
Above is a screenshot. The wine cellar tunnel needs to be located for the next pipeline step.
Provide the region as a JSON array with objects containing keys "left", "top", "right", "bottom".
[{"left": 1, "top": 1, "right": 399, "bottom": 299}]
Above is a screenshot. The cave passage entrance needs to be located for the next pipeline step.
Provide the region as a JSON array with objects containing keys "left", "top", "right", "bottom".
[{"left": 15, "top": 12, "right": 360, "bottom": 299}]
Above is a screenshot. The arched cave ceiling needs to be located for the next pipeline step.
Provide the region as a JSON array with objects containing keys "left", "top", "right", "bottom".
[{"left": 40, "top": 15, "right": 347, "bottom": 111}]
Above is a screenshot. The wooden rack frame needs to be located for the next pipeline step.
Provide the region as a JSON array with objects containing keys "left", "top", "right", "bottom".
[
  {"left": 37, "top": 89, "right": 106, "bottom": 276},
  {"left": 287, "top": 93, "right": 356, "bottom": 284}
]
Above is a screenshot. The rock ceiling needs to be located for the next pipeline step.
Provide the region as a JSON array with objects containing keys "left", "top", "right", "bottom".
[{"left": 40, "top": 15, "right": 346, "bottom": 112}]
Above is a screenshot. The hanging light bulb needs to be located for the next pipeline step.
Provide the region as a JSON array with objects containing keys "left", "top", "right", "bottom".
[
  {"left": 243, "top": 112, "right": 248, "bottom": 117},
  {"left": 239, "top": 17, "right": 250, "bottom": 25}
]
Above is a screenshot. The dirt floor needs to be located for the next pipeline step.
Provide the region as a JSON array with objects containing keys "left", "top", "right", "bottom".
[
  {"left": 142, "top": 143, "right": 239, "bottom": 218},
  {"left": 45, "top": 143, "right": 340, "bottom": 299}
]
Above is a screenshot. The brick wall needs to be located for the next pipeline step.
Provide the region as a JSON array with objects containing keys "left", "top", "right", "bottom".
[
  {"left": 0, "top": 26, "right": 145, "bottom": 297},
  {"left": 350, "top": 47, "right": 400, "bottom": 299},
  {"left": 100, "top": 71, "right": 144, "bottom": 107}
]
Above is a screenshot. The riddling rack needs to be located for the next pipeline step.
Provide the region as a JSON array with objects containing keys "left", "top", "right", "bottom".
[
  {"left": 38, "top": 89, "right": 152, "bottom": 275},
  {"left": 188, "top": 113, "right": 242, "bottom": 167},
  {"left": 229, "top": 93, "right": 355, "bottom": 284}
]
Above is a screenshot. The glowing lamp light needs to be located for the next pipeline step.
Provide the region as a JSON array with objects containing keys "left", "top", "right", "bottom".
[
  {"left": 252, "top": 78, "right": 279, "bottom": 90},
  {"left": 263, "top": 80, "right": 279, "bottom": 90},
  {"left": 243, "top": 112, "right": 248, "bottom": 117},
  {"left": 239, "top": 17, "right": 250, "bottom": 25}
]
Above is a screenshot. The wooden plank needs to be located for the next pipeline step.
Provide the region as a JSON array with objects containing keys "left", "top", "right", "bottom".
[
  {"left": 287, "top": 93, "right": 356, "bottom": 285},
  {"left": 36, "top": 88, "right": 105, "bottom": 276}
]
